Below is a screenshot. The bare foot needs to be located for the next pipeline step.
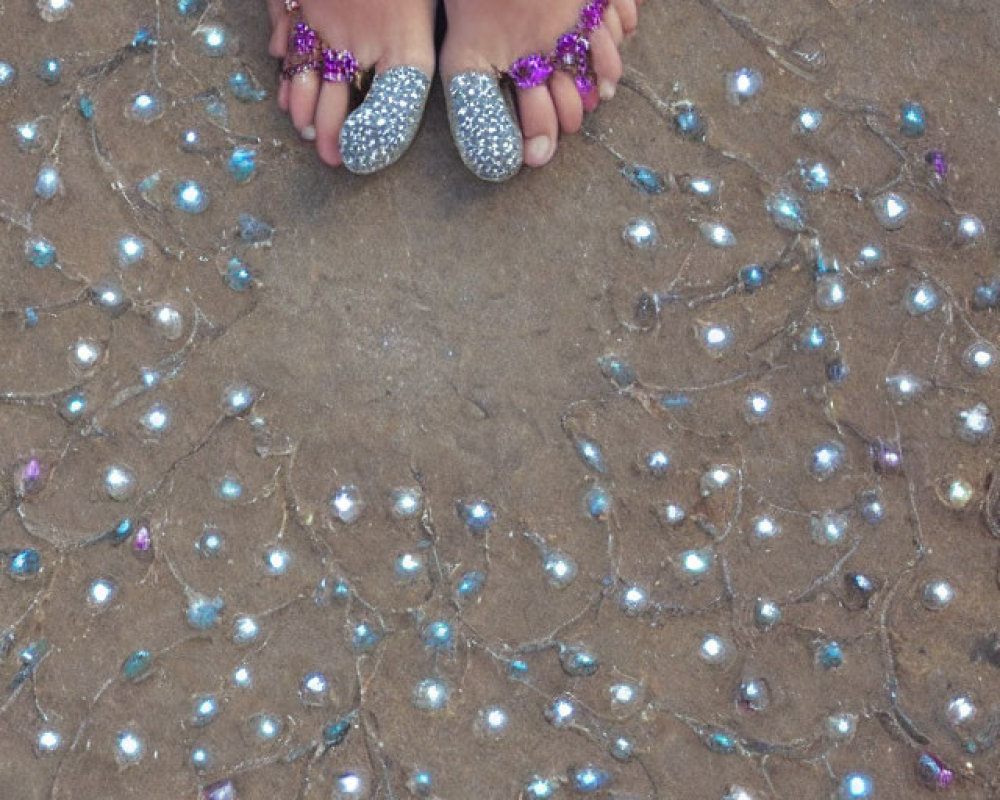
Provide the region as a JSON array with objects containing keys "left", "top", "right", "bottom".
[
  {"left": 440, "top": 0, "right": 642, "bottom": 181},
  {"left": 266, "top": 0, "right": 437, "bottom": 172}
]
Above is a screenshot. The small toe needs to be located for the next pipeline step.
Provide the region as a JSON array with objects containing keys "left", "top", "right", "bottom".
[
  {"left": 314, "top": 81, "right": 350, "bottom": 167},
  {"left": 590, "top": 27, "right": 623, "bottom": 100},
  {"left": 549, "top": 72, "right": 583, "bottom": 135},
  {"left": 289, "top": 71, "right": 320, "bottom": 132},
  {"left": 516, "top": 85, "right": 559, "bottom": 167},
  {"left": 613, "top": 0, "right": 639, "bottom": 35},
  {"left": 603, "top": 6, "right": 625, "bottom": 46},
  {"left": 269, "top": 18, "right": 290, "bottom": 58}
]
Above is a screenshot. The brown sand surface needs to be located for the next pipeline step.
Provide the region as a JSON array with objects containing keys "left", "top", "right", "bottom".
[{"left": 1, "top": 1, "right": 999, "bottom": 798}]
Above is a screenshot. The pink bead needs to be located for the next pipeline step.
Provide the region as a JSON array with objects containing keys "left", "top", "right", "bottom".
[{"left": 133, "top": 526, "right": 151, "bottom": 552}]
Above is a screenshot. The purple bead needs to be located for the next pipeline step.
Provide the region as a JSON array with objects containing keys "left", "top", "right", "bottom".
[
  {"left": 16, "top": 457, "right": 47, "bottom": 498},
  {"left": 133, "top": 525, "right": 152, "bottom": 552},
  {"left": 321, "top": 48, "right": 357, "bottom": 82},
  {"left": 575, "top": 71, "right": 596, "bottom": 94},
  {"left": 555, "top": 32, "right": 588, "bottom": 66},
  {"left": 579, "top": 0, "right": 608, "bottom": 31},
  {"left": 916, "top": 752, "right": 954, "bottom": 790},
  {"left": 290, "top": 22, "right": 317, "bottom": 55},
  {"left": 926, "top": 149, "right": 948, "bottom": 180},
  {"left": 509, "top": 53, "right": 553, "bottom": 89},
  {"left": 202, "top": 779, "right": 237, "bottom": 800}
]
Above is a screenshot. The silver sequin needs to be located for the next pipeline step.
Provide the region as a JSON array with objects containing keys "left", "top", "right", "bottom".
[
  {"left": 340, "top": 66, "right": 431, "bottom": 175},
  {"left": 447, "top": 72, "right": 523, "bottom": 182}
]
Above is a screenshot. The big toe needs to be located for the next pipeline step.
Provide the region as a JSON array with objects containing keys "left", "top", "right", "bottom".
[{"left": 446, "top": 71, "right": 524, "bottom": 182}]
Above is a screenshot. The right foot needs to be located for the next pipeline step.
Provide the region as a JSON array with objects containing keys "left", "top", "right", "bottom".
[
  {"left": 440, "top": 0, "right": 642, "bottom": 181},
  {"left": 266, "top": 0, "right": 437, "bottom": 172}
]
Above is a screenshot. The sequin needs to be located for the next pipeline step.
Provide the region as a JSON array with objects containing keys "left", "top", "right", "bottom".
[
  {"left": 801, "top": 161, "right": 831, "bottom": 192},
  {"left": 25, "top": 237, "right": 57, "bottom": 268},
  {"left": 661, "top": 502, "right": 686, "bottom": 526},
  {"left": 543, "top": 551, "right": 578, "bottom": 588},
  {"left": 698, "top": 633, "right": 731, "bottom": 666},
  {"left": 34, "top": 165, "right": 60, "bottom": 200},
  {"left": 350, "top": 620, "right": 382, "bottom": 652},
  {"left": 198, "top": 25, "right": 233, "bottom": 57},
  {"left": 395, "top": 552, "right": 426, "bottom": 582},
  {"left": 938, "top": 477, "right": 974, "bottom": 511},
  {"left": 904, "top": 281, "right": 939, "bottom": 315},
  {"left": 524, "top": 776, "right": 558, "bottom": 799},
  {"left": 176, "top": 0, "right": 206, "bottom": 15},
  {"left": 699, "top": 220, "right": 738, "bottom": 248},
  {"left": 700, "top": 465, "right": 735, "bottom": 495},
  {"left": 797, "top": 107, "right": 823, "bottom": 132},
  {"left": 560, "top": 644, "right": 599, "bottom": 677},
  {"left": 856, "top": 489, "right": 886, "bottom": 525},
  {"left": 673, "top": 103, "right": 706, "bottom": 140},
  {"left": 826, "top": 712, "right": 858, "bottom": 740},
  {"left": 180, "top": 129, "right": 201, "bottom": 152},
  {"left": 743, "top": 390, "right": 773, "bottom": 423},
  {"left": 299, "top": 672, "right": 330, "bottom": 706},
  {"left": 855, "top": 245, "right": 884, "bottom": 271},
  {"left": 609, "top": 682, "right": 640, "bottom": 707},
  {"left": 737, "top": 676, "right": 770, "bottom": 711},
  {"left": 622, "top": 217, "right": 658, "bottom": 249},
  {"left": 545, "top": 694, "right": 577, "bottom": 727},
  {"left": 570, "top": 765, "right": 611, "bottom": 793},
  {"left": 915, "top": 752, "right": 955, "bottom": 790},
  {"left": 333, "top": 771, "right": 369, "bottom": 799},
  {"left": 15, "top": 120, "right": 43, "bottom": 150},
  {"left": 765, "top": 191, "right": 807, "bottom": 232},
  {"left": 955, "top": 402, "right": 993, "bottom": 444},
  {"left": 798, "top": 323, "right": 828, "bottom": 350},
  {"left": 7, "top": 548, "right": 41, "bottom": 579},
  {"left": 191, "top": 694, "right": 220, "bottom": 726},
  {"left": 885, "top": 372, "right": 926, "bottom": 403},
  {"left": 810, "top": 441, "right": 846, "bottom": 480},
  {"left": 683, "top": 175, "right": 719, "bottom": 204},
  {"left": 412, "top": 678, "right": 451, "bottom": 711},
  {"left": 447, "top": 72, "right": 522, "bottom": 182},
  {"left": 407, "top": 769, "right": 434, "bottom": 797},
  {"left": 140, "top": 403, "right": 170, "bottom": 434},
  {"left": 723, "top": 787, "right": 757, "bottom": 800},
  {"left": 838, "top": 772, "right": 873, "bottom": 799},
  {"left": 86, "top": 577, "right": 117, "bottom": 608},
  {"left": 945, "top": 694, "right": 976, "bottom": 726},
  {"left": 725, "top": 67, "right": 763, "bottom": 104},
  {"left": 873, "top": 192, "right": 910, "bottom": 229},
  {"left": 899, "top": 100, "right": 927, "bottom": 137},
  {"left": 697, "top": 323, "right": 734, "bottom": 357},
  {"left": 619, "top": 584, "right": 650, "bottom": 616},
  {"left": 921, "top": 579, "right": 954, "bottom": 611},
  {"left": 222, "top": 382, "right": 256, "bottom": 416},
  {"left": 190, "top": 746, "right": 213, "bottom": 771},
  {"left": 961, "top": 341, "right": 997, "bottom": 375},
  {"left": 114, "top": 729, "right": 145, "bottom": 766},
  {"left": 475, "top": 705, "right": 510, "bottom": 738},
  {"left": 753, "top": 598, "right": 781, "bottom": 630},
  {"left": 196, "top": 528, "right": 225, "bottom": 557},
  {"left": 232, "top": 665, "right": 252, "bottom": 689},
  {"left": 456, "top": 570, "right": 485, "bottom": 600},
  {"left": 810, "top": 510, "right": 849, "bottom": 546},
  {"left": 227, "top": 147, "right": 257, "bottom": 183},
  {"left": 247, "top": 712, "right": 283, "bottom": 742},
  {"left": 390, "top": 487, "right": 423, "bottom": 519},
  {"left": 954, "top": 214, "right": 985, "bottom": 246},
  {"left": 458, "top": 498, "right": 494, "bottom": 531},
  {"left": 172, "top": 181, "right": 209, "bottom": 214},
  {"left": 239, "top": 213, "right": 274, "bottom": 245},
  {"left": 739, "top": 264, "right": 768, "bottom": 293},
  {"left": 35, "top": 729, "right": 62, "bottom": 755},
  {"left": 816, "top": 640, "right": 844, "bottom": 669},
  {"left": 202, "top": 779, "right": 236, "bottom": 800},
  {"left": 128, "top": 92, "right": 164, "bottom": 123},
  {"left": 584, "top": 485, "right": 612, "bottom": 521},
  {"left": 263, "top": 547, "right": 291, "bottom": 576},
  {"left": 228, "top": 70, "right": 267, "bottom": 103},
  {"left": 340, "top": 67, "right": 431, "bottom": 175},
  {"left": 0, "top": 61, "right": 16, "bottom": 88},
  {"left": 186, "top": 594, "right": 224, "bottom": 630},
  {"left": 224, "top": 258, "right": 252, "bottom": 291},
  {"left": 816, "top": 275, "right": 847, "bottom": 310},
  {"left": 621, "top": 164, "right": 665, "bottom": 195},
  {"left": 104, "top": 464, "right": 137, "bottom": 501},
  {"left": 122, "top": 649, "right": 153, "bottom": 681},
  {"left": 216, "top": 475, "right": 244, "bottom": 501}
]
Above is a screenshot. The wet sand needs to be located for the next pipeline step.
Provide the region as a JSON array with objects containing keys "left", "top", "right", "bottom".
[{"left": 1, "top": 0, "right": 999, "bottom": 798}]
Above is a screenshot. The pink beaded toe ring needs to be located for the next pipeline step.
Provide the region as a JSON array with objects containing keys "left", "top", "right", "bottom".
[
  {"left": 504, "top": 0, "right": 609, "bottom": 94},
  {"left": 281, "top": 13, "right": 360, "bottom": 86}
]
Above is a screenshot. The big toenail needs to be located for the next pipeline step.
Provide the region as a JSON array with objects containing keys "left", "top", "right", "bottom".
[
  {"left": 301, "top": 125, "right": 317, "bottom": 141},
  {"left": 527, "top": 135, "right": 553, "bottom": 164},
  {"left": 599, "top": 80, "right": 616, "bottom": 101}
]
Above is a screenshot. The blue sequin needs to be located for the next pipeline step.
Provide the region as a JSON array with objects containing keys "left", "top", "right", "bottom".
[
  {"left": 704, "top": 730, "right": 737, "bottom": 755},
  {"left": 172, "top": 180, "right": 209, "bottom": 214},
  {"left": 186, "top": 595, "right": 224, "bottom": 630},
  {"left": 25, "top": 238, "right": 57, "bottom": 268},
  {"left": 597, "top": 354, "right": 636, "bottom": 388},
  {"left": 621, "top": 164, "right": 665, "bottom": 195},
  {"left": 458, "top": 499, "right": 495, "bottom": 532},
  {"left": 456, "top": 569, "right": 485, "bottom": 599},
  {"left": 900, "top": 101, "right": 926, "bottom": 138},
  {"left": 216, "top": 476, "right": 243, "bottom": 501},
  {"left": 228, "top": 71, "right": 267, "bottom": 103},
  {"left": 584, "top": 485, "right": 612, "bottom": 521},
  {"left": 7, "top": 549, "right": 42, "bottom": 579},
  {"left": 37, "top": 58, "right": 61, "bottom": 85},
  {"left": 801, "top": 161, "right": 831, "bottom": 192},
  {"left": 131, "top": 28, "right": 155, "bottom": 49},
  {"left": 224, "top": 258, "right": 253, "bottom": 291},
  {"left": 0, "top": 61, "right": 16, "bottom": 88},
  {"left": 817, "top": 640, "right": 845, "bottom": 669},
  {"left": 78, "top": 96, "right": 95, "bottom": 119},
  {"left": 322, "top": 715, "right": 353, "bottom": 748},
  {"left": 176, "top": 0, "right": 206, "bottom": 16},
  {"left": 971, "top": 278, "right": 1000, "bottom": 311},
  {"left": 198, "top": 25, "right": 231, "bottom": 57},
  {"left": 799, "top": 324, "right": 828, "bottom": 351},
  {"left": 739, "top": 264, "right": 768, "bottom": 292},
  {"left": 570, "top": 765, "right": 611, "bottom": 793},
  {"left": 423, "top": 620, "right": 454, "bottom": 651},
  {"left": 674, "top": 104, "right": 706, "bottom": 140},
  {"left": 350, "top": 621, "right": 382, "bottom": 652},
  {"left": 238, "top": 213, "right": 274, "bottom": 245},
  {"left": 24, "top": 307, "right": 39, "bottom": 327},
  {"left": 560, "top": 646, "right": 599, "bottom": 677},
  {"left": 128, "top": 92, "right": 164, "bottom": 123},
  {"left": 15, "top": 120, "right": 42, "bottom": 150},
  {"left": 508, "top": 659, "right": 529, "bottom": 678},
  {"left": 765, "top": 191, "right": 807, "bottom": 232},
  {"left": 839, "top": 772, "right": 874, "bottom": 799},
  {"left": 227, "top": 147, "right": 257, "bottom": 183},
  {"left": 121, "top": 649, "right": 153, "bottom": 681},
  {"left": 110, "top": 518, "right": 136, "bottom": 544},
  {"left": 574, "top": 438, "right": 606, "bottom": 473},
  {"left": 35, "top": 165, "right": 60, "bottom": 199},
  {"left": 61, "top": 390, "right": 88, "bottom": 420}
]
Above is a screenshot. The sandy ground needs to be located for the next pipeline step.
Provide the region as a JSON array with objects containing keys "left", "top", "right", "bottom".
[{"left": 1, "top": 0, "right": 999, "bottom": 798}]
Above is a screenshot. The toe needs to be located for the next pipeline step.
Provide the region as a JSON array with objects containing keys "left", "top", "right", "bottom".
[
  {"left": 313, "top": 81, "right": 350, "bottom": 167},
  {"left": 613, "top": 0, "right": 639, "bottom": 35},
  {"left": 603, "top": 6, "right": 625, "bottom": 46},
  {"left": 549, "top": 72, "right": 583, "bottom": 135},
  {"left": 278, "top": 77, "right": 291, "bottom": 112},
  {"left": 590, "top": 27, "right": 623, "bottom": 101},
  {"left": 516, "top": 85, "right": 559, "bottom": 167},
  {"left": 289, "top": 71, "right": 321, "bottom": 134},
  {"left": 269, "top": 14, "right": 290, "bottom": 58}
]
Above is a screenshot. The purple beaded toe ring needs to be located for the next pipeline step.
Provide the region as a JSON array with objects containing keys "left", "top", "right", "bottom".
[
  {"left": 505, "top": 0, "right": 609, "bottom": 94},
  {"left": 281, "top": 12, "right": 359, "bottom": 85}
]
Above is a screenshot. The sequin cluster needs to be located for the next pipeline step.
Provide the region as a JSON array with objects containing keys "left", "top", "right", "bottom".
[
  {"left": 506, "top": 0, "right": 609, "bottom": 93},
  {"left": 282, "top": 19, "right": 358, "bottom": 84}
]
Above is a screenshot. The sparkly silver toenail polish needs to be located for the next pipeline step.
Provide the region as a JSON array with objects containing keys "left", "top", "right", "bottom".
[
  {"left": 447, "top": 71, "right": 523, "bottom": 182},
  {"left": 339, "top": 66, "right": 430, "bottom": 175}
]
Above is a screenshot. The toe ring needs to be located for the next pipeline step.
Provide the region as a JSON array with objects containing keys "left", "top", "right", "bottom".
[{"left": 320, "top": 47, "right": 359, "bottom": 84}]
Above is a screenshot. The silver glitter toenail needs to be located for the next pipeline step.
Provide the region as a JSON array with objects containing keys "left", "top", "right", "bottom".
[
  {"left": 447, "top": 71, "right": 523, "bottom": 182},
  {"left": 339, "top": 66, "right": 431, "bottom": 175}
]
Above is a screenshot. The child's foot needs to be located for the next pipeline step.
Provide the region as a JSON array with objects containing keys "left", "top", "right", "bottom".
[
  {"left": 440, "top": 0, "right": 641, "bottom": 181},
  {"left": 266, "top": 0, "right": 437, "bottom": 172}
]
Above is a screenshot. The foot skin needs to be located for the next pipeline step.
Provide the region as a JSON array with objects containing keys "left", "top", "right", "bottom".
[
  {"left": 440, "top": 0, "right": 642, "bottom": 181},
  {"left": 266, "top": 0, "right": 437, "bottom": 171}
]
